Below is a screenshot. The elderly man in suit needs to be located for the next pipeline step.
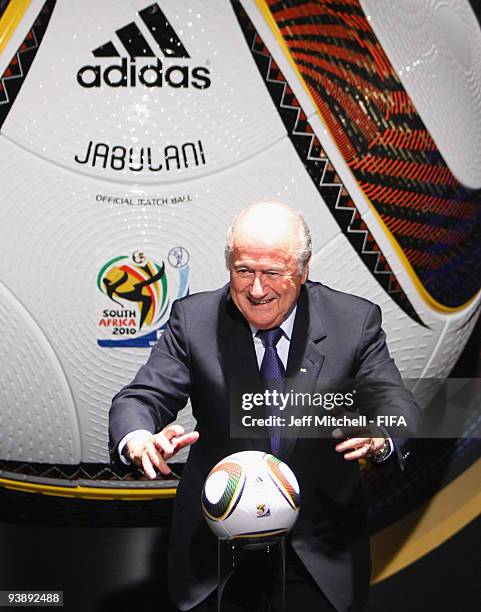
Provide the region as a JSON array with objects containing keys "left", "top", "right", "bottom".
[{"left": 109, "top": 201, "right": 419, "bottom": 611}]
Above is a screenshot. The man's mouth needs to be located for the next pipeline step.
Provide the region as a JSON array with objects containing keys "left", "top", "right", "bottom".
[{"left": 248, "top": 297, "right": 274, "bottom": 305}]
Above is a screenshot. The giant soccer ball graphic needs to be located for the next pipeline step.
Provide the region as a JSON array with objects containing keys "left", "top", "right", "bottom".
[
  {"left": 0, "top": 0, "right": 480, "bottom": 492},
  {"left": 202, "top": 451, "right": 300, "bottom": 539}
]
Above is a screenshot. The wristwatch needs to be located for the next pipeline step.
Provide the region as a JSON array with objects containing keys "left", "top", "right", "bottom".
[{"left": 372, "top": 439, "right": 391, "bottom": 463}]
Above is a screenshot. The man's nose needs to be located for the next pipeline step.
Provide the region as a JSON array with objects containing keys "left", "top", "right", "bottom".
[{"left": 250, "top": 275, "right": 265, "bottom": 298}]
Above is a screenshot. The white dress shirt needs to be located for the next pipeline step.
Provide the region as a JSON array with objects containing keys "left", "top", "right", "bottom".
[{"left": 250, "top": 305, "right": 297, "bottom": 370}]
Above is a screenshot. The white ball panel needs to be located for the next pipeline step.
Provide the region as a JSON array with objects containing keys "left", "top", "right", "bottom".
[
  {"left": 422, "top": 305, "right": 481, "bottom": 379},
  {"left": 0, "top": 281, "right": 81, "bottom": 463},
  {"left": 204, "top": 469, "right": 230, "bottom": 504}
]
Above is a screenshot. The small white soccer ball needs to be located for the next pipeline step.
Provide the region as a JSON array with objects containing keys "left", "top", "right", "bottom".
[{"left": 201, "top": 451, "right": 300, "bottom": 540}]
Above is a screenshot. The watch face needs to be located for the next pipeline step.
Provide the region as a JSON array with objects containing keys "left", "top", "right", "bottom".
[{"left": 374, "top": 442, "right": 389, "bottom": 462}]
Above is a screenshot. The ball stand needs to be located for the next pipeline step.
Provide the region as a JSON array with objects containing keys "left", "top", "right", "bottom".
[{"left": 217, "top": 535, "right": 286, "bottom": 612}]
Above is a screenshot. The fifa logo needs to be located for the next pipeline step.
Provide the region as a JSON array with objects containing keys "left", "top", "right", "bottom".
[
  {"left": 96, "top": 247, "right": 190, "bottom": 348},
  {"left": 256, "top": 503, "right": 271, "bottom": 518}
]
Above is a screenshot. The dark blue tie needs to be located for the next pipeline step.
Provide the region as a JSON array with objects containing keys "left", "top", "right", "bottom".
[{"left": 257, "top": 327, "right": 285, "bottom": 456}]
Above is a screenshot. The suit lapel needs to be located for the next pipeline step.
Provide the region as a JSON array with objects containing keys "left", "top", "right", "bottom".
[
  {"left": 217, "top": 291, "right": 267, "bottom": 452},
  {"left": 283, "top": 285, "right": 327, "bottom": 460}
]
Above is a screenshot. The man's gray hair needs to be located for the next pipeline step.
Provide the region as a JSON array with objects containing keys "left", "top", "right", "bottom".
[{"left": 224, "top": 202, "right": 312, "bottom": 274}]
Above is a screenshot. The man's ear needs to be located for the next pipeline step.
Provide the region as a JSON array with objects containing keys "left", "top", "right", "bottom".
[{"left": 301, "top": 258, "right": 310, "bottom": 283}]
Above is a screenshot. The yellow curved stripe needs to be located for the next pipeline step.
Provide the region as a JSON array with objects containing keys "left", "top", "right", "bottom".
[
  {"left": 255, "top": 0, "right": 481, "bottom": 315},
  {"left": 254, "top": 0, "right": 315, "bottom": 109},
  {"left": 0, "top": 0, "right": 31, "bottom": 54},
  {"left": 371, "top": 457, "right": 481, "bottom": 583},
  {"left": 367, "top": 205, "right": 480, "bottom": 314},
  {"left": 0, "top": 477, "right": 177, "bottom": 500}
]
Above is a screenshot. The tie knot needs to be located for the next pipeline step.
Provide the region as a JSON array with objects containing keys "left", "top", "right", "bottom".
[{"left": 257, "top": 327, "right": 283, "bottom": 348}]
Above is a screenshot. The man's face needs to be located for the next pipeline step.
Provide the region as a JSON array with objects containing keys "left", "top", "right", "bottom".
[{"left": 229, "top": 241, "right": 308, "bottom": 329}]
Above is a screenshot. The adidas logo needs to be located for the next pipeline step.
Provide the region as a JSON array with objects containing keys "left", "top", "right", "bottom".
[{"left": 77, "top": 3, "right": 211, "bottom": 89}]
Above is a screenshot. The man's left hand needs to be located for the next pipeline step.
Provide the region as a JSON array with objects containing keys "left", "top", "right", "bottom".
[{"left": 335, "top": 436, "right": 386, "bottom": 460}]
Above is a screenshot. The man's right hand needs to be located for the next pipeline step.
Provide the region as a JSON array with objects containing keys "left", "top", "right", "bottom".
[{"left": 125, "top": 425, "right": 199, "bottom": 479}]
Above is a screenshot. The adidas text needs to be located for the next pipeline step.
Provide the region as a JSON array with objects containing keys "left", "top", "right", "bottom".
[{"left": 77, "top": 58, "right": 211, "bottom": 89}]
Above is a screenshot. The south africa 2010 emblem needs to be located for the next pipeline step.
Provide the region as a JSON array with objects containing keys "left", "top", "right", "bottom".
[{"left": 97, "top": 248, "right": 190, "bottom": 347}]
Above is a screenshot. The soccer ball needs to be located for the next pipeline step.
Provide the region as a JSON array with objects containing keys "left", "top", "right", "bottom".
[
  {"left": 0, "top": 0, "right": 480, "bottom": 482},
  {"left": 201, "top": 451, "right": 300, "bottom": 540}
]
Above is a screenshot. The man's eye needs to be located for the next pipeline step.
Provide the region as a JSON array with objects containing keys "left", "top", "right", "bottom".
[
  {"left": 236, "top": 269, "right": 252, "bottom": 276},
  {"left": 266, "top": 271, "right": 281, "bottom": 277}
]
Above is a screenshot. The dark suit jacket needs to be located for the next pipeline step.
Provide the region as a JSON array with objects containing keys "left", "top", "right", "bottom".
[{"left": 109, "top": 281, "right": 419, "bottom": 611}]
